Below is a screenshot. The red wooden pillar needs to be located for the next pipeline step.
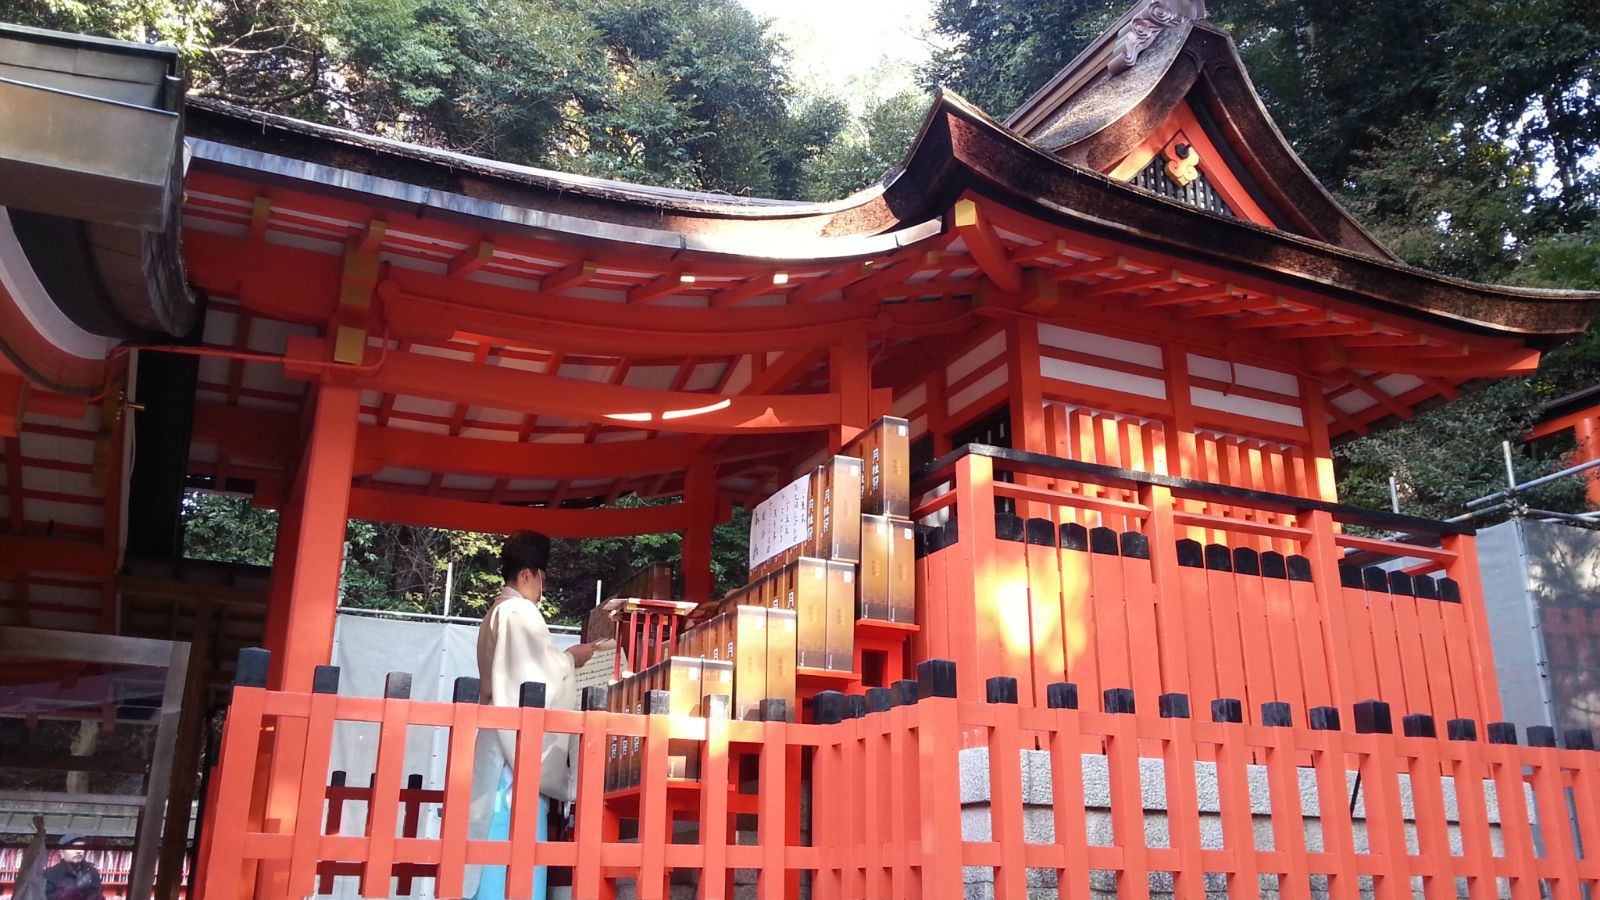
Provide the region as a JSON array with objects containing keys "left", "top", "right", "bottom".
[
  {"left": 682, "top": 456, "right": 716, "bottom": 601},
  {"left": 1577, "top": 415, "right": 1600, "bottom": 508},
  {"left": 830, "top": 332, "right": 871, "bottom": 452},
  {"left": 256, "top": 382, "right": 360, "bottom": 898},
  {"left": 263, "top": 382, "right": 361, "bottom": 691}
]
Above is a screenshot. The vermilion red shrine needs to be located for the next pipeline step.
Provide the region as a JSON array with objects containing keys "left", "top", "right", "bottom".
[{"left": 3, "top": 6, "right": 1600, "bottom": 900}]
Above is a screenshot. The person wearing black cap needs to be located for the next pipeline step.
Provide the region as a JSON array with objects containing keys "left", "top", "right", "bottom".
[
  {"left": 465, "top": 530, "right": 612, "bottom": 900},
  {"left": 42, "top": 833, "right": 102, "bottom": 900}
]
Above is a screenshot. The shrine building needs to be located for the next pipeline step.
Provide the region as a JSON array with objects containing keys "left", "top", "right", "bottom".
[{"left": 3, "top": 4, "right": 1600, "bottom": 900}]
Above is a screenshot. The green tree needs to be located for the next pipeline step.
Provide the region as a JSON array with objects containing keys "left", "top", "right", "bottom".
[
  {"left": 802, "top": 89, "right": 928, "bottom": 200},
  {"left": 180, "top": 492, "right": 278, "bottom": 565}
]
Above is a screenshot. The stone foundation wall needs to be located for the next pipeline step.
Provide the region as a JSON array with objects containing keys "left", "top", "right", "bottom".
[{"left": 959, "top": 748, "right": 1525, "bottom": 900}]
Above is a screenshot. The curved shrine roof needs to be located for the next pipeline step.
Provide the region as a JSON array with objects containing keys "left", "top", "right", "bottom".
[{"left": 184, "top": 92, "right": 1598, "bottom": 345}]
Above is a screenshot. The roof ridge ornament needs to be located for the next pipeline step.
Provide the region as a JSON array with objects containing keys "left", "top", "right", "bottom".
[{"left": 1109, "top": 0, "right": 1207, "bottom": 76}]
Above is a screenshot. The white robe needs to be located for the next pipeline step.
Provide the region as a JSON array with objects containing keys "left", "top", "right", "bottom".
[{"left": 464, "top": 586, "right": 578, "bottom": 895}]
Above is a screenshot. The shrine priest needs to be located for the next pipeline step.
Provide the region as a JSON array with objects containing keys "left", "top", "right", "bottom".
[{"left": 467, "top": 530, "right": 610, "bottom": 900}]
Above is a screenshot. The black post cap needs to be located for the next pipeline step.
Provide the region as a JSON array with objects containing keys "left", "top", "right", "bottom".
[
  {"left": 1487, "top": 722, "right": 1519, "bottom": 745},
  {"left": 1061, "top": 522, "right": 1088, "bottom": 551},
  {"left": 519, "top": 681, "right": 547, "bottom": 708},
  {"left": 1103, "top": 688, "right": 1136, "bottom": 714},
  {"left": 1262, "top": 702, "right": 1293, "bottom": 728},
  {"left": 1309, "top": 706, "right": 1342, "bottom": 731},
  {"left": 1025, "top": 518, "right": 1056, "bottom": 547},
  {"left": 1211, "top": 698, "right": 1243, "bottom": 724},
  {"left": 1447, "top": 719, "right": 1477, "bottom": 742},
  {"left": 1047, "top": 682, "right": 1079, "bottom": 710},
  {"left": 1564, "top": 728, "right": 1595, "bottom": 751},
  {"left": 914, "top": 529, "right": 932, "bottom": 559},
  {"left": 995, "top": 512, "right": 1025, "bottom": 542},
  {"left": 330, "top": 770, "right": 347, "bottom": 787},
  {"left": 986, "top": 676, "right": 1019, "bottom": 704},
  {"left": 942, "top": 514, "right": 959, "bottom": 546},
  {"left": 892, "top": 679, "right": 919, "bottom": 707},
  {"left": 452, "top": 676, "right": 481, "bottom": 705},
  {"left": 1387, "top": 572, "right": 1414, "bottom": 596},
  {"left": 923, "top": 527, "right": 945, "bottom": 556},
  {"left": 1176, "top": 539, "right": 1204, "bottom": 568},
  {"left": 1090, "top": 527, "right": 1121, "bottom": 555},
  {"left": 866, "top": 687, "right": 893, "bottom": 713},
  {"left": 1204, "top": 544, "right": 1233, "bottom": 572},
  {"left": 813, "top": 690, "right": 847, "bottom": 725},
  {"left": 1362, "top": 568, "right": 1390, "bottom": 593},
  {"left": 704, "top": 694, "right": 731, "bottom": 720},
  {"left": 581, "top": 685, "right": 609, "bottom": 712},
  {"left": 1260, "top": 552, "right": 1288, "bottom": 580},
  {"left": 1413, "top": 576, "right": 1439, "bottom": 600},
  {"left": 763, "top": 698, "right": 791, "bottom": 723},
  {"left": 1338, "top": 566, "right": 1365, "bottom": 589},
  {"left": 1439, "top": 578, "right": 1461, "bottom": 603},
  {"left": 1233, "top": 547, "right": 1260, "bottom": 576},
  {"left": 1286, "top": 556, "right": 1313, "bottom": 582},
  {"left": 1120, "top": 532, "right": 1150, "bottom": 560},
  {"left": 1353, "top": 700, "right": 1393, "bottom": 734},
  {"left": 646, "top": 689, "right": 671, "bottom": 715},
  {"left": 916, "top": 659, "right": 958, "bottom": 699},
  {"left": 407, "top": 772, "right": 424, "bottom": 789},
  {"left": 846, "top": 694, "right": 867, "bottom": 720},
  {"left": 1402, "top": 714, "right": 1436, "bottom": 738},
  {"left": 384, "top": 672, "right": 413, "bottom": 700},
  {"left": 1159, "top": 693, "right": 1190, "bottom": 719},
  {"left": 312, "top": 665, "right": 341, "bottom": 695},
  {"left": 235, "top": 647, "right": 271, "bottom": 688},
  {"left": 1528, "top": 726, "right": 1558, "bottom": 748}
]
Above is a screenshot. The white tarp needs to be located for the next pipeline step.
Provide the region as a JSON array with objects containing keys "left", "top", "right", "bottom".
[{"left": 323, "top": 613, "right": 577, "bottom": 898}]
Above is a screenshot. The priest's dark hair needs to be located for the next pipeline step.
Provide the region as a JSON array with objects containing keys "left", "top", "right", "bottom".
[{"left": 500, "top": 530, "right": 552, "bottom": 582}]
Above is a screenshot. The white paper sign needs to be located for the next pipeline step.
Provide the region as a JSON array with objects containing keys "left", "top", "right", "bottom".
[{"left": 748, "top": 471, "right": 811, "bottom": 570}]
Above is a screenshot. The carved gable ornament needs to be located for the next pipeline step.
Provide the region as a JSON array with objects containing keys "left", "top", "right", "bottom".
[{"left": 1109, "top": 0, "right": 1208, "bottom": 75}]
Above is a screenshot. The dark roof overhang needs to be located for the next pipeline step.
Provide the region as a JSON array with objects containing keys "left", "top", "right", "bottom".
[
  {"left": 185, "top": 91, "right": 1600, "bottom": 347},
  {"left": 0, "top": 23, "right": 197, "bottom": 392}
]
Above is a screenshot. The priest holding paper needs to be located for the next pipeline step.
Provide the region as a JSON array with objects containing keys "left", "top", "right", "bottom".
[{"left": 467, "top": 531, "right": 611, "bottom": 900}]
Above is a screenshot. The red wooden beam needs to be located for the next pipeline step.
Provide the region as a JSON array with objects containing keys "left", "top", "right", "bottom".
[
  {"left": 0, "top": 534, "right": 115, "bottom": 578},
  {"left": 347, "top": 487, "right": 690, "bottom": 537},
  {"left": 355, "top": 424, "right": 701, "bottom": 479},
  {"left": 286, "top": 337, "right": 842, "bottom": 434},
  {"left": 952, "top": 199, "right": 1022, "bottom": 294},
  {"left": 447, "top": 241, "right": 495, "bottom": 279}
]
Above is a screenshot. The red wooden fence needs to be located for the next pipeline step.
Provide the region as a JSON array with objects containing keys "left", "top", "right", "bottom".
[
  {"left": 913, "top": 445, "right": 1502, "bottom": 726},
  {"left": 196, "top": 650, "right": 1600, "bottom": 900}
]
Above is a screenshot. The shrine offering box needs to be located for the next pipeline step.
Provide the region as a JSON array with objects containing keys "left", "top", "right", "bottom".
[
  {"left": 843, "top": 416, "right": 911, "bottom": 518},
  {"left": 724, "top": 605, "right": 770, "bottom": 721},
  {"left": 793, "top": 557, "right": 829, "bottom": 669},
  {"left": 700, "top": 658, "right": 733, "bottom": 720},
  {"left": 764, "top": 608, "right": 798, "bottom": 720},
  {"left": 824, "top": 559, "right": 856, "bottom": 671},
  {"left": 664, "top": 657, "right": 704, "bottom": 779},
  {"left": 807, "top": 456, "right": 862, "bottom": 562},
  {"left": 856, "top": 514, "right": 917, "bottom": 623}
]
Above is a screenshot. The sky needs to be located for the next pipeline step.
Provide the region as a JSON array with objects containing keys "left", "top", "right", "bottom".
[{"left": 736, "top": 0, "right": 938, "bottom": 108}]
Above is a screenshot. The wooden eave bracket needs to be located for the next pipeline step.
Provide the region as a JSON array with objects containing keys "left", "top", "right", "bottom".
[{"left": 952, "top": 199, "right": 1023, "bottom": 295}]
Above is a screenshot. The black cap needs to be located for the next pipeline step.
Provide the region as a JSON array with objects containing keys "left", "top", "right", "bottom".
[{"left": 57, "top": 832, "right": 90, "bottom": 847}]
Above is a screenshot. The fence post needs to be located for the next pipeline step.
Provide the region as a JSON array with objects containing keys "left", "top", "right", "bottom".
[
  {"left": 951, "top": 454, "right": 996, "bottom": 701},
  {"left": 985, "top": 676, "right": 1026, "bottom": 900},
  {"left": 915, "top": 660, "right": 964, "bottom": 900},
  {"left": 287, "top": 665, "right": 340, "bottom": 897},
  {"left": 1440, "top": 532, "right": 1504, "bottom": 723},
  {"left": 1139, "top": 483, "right": 1189, "bottom": 698},
  {"left": 756, "top": 700, "right": 790, "bottom": 900},
  {"left": 197, "top": 648, "right": 271, "bottom": 900}
]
